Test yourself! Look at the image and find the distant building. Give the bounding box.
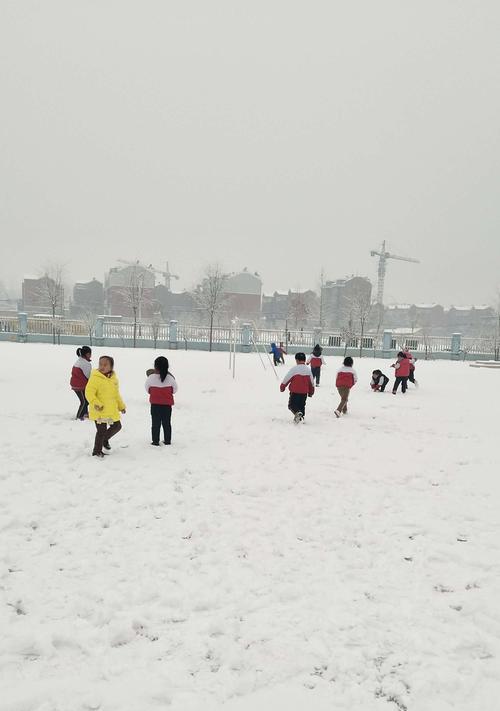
[222,269,262,322]
[71,278,104,317]
[321,276,372,330]
[105,264,156,318]
[262,292,290,327]
[154,285,199,323]
[22,276,64,315]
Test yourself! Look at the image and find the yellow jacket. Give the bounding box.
[85,370,126,422]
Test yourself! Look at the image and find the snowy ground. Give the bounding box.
[1,342,499,711]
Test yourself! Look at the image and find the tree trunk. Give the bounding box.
[209,313,214,352]
[52,305,56,345]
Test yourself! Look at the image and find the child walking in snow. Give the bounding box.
[307,344,325,386]
[270,342,282,366]
[70,346,92,420]
[145,356,178,446]
[370,369,390,392]
[278,341,287,364]
[280,352,315,423]
[334,356,358,417]
[403,347,418,386]
[85,355,126,457]
[391,352,411,394]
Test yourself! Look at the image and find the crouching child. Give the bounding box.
[371,369,389,392]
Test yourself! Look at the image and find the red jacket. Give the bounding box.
[280,364,315,396]
[336,366,358,388]
[145,372,178,406]
[307,355,324,368]
[394,357,411,377]
[70,357,92,390]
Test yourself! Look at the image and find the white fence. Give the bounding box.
[2,315,498,357]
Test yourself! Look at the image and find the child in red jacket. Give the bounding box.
[145,356,178,445]
[307,344,325,386]
[280,352,315,423]
[70,346,92,420]
[391,352,411,394]
[334,356,358,417]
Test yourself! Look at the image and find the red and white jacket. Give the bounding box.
[335,366,358,388]
[307,354,325,368]
[393,357,411,377]
[70,357,92,390]
[280,364,315,395]
[145,373,178,406]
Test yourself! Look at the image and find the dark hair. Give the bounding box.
[343,356,353,367]
[154,356,170,382]
[397,351,406,358]
[312,343,322,357]
[76,346,92,358]
[295,352,306,362]
[99,355,114,370]
[372,369,382,376]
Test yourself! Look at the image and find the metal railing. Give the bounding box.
[2,315,498,358]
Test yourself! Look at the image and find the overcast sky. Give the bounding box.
[1,1,499,305]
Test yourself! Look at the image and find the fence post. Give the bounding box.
[18,312,28,343]
[382,330,392,356]
[241,323,251,353]
[169,320,178,350]
[451,333,461,359]
[94,315,105,346]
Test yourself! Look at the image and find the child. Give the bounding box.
[85,355,126,457]
[270,342,282,366]
[334,356,358,417]
[280,352,315,423]
[307,344,325,386]
[145,356,178,446]
[278,341,287,364]
[391,352,411,394]
[370,369,389,392]
[70,346,92,420]
[403,347,418,386]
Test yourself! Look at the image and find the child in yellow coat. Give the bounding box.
[85,355,126,457]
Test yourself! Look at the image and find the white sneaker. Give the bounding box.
[334,410,341,418]
[294,412,303,424]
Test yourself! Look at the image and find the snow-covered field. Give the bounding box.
[1,342,499,711]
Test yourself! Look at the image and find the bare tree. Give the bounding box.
[151,310,162,349]
[288,291,310,329]
[118,265,152,348]
[81,309,99,346]
[36,264,66,344]
[193,264,228,352]
[345,286,373,357]
[340,319,357,357]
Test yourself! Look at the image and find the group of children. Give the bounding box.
[279,344,418,423]
[70,343,419,455]
[70,348,177,457]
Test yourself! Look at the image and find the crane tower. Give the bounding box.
[370,241,420,306]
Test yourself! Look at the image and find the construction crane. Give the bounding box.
[370,240,420,306]
[150,262,179,291]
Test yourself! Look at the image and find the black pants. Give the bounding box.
[93,421,122,454]
[273,355,280,366]
[74,390,88,419]
[151,404,172,444]
[311,366,321,385]
[408,368,416,384]
[288,393,307,416]
[393,376,409,393]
